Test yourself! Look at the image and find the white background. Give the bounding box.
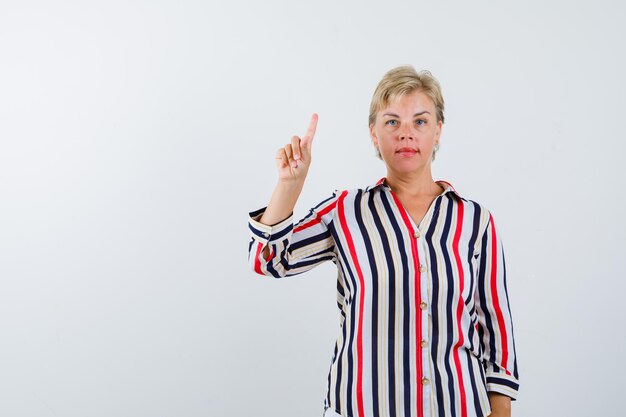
[1,1,625,416]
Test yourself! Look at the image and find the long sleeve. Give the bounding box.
[247,191,339,278]
[475,212,520,400]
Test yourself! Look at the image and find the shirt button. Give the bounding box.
[263,232,270,238]
[420,302,428,310]
[413,230,420,238]
[419,265,427,273]
[421,340,428,348]
[421,378,430,385]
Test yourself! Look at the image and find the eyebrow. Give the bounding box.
[382,111,431,117]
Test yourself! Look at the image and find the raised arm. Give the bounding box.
[247,113,338,278]
[258,113,318,260]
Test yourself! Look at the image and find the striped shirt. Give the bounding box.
[247,177,519,417]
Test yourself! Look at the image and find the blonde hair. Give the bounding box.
[368,66,445,160]
[369,66,445,127]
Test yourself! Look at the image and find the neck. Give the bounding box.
[385,167,440,197]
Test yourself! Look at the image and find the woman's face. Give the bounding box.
[370,90,442,175]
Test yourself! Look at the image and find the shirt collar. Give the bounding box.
[365,177,461,198]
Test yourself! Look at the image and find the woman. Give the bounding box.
[247,66,519,417]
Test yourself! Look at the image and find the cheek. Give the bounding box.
[378,137,393,151]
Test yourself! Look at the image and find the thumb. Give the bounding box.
[275,148,288,169]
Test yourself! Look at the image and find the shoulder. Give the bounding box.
[333,182,392,207]
[309,185,377,217]
[435,181,488,216]
[457,195,492,217]
[442,186,494,235]
[325,183,373,200]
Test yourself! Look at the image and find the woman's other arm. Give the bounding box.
[475,212,520,414]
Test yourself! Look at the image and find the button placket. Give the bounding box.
[418,250,432,417]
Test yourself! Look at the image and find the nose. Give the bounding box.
[398,124,415,141]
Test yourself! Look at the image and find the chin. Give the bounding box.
[385,162,421,173]
[383,157,428,172]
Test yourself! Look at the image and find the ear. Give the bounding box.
[370,125,378,147]
[435,120,443,143]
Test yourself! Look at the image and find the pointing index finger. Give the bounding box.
[302,113,318,149]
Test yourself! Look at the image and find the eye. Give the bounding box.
[416,119,426,126]
[385,119,398,126]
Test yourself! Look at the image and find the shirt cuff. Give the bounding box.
[486,371,519,400]
[248,207,294,245]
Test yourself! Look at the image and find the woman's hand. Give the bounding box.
[258,113,319,231]
[275,113,318,184]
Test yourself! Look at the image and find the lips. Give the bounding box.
[396,147,418,156]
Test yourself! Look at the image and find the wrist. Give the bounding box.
[276,178,306,192]
[489,392,511,413]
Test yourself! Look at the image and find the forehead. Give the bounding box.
[382,90,435,114]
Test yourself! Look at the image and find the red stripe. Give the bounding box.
[389,191,423,417]
[293,200,338,232]
[452,201,467,417]
[489,215,510,374]
[254,241,264,275]
[336,191,365,417]
[294,217,321,232]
